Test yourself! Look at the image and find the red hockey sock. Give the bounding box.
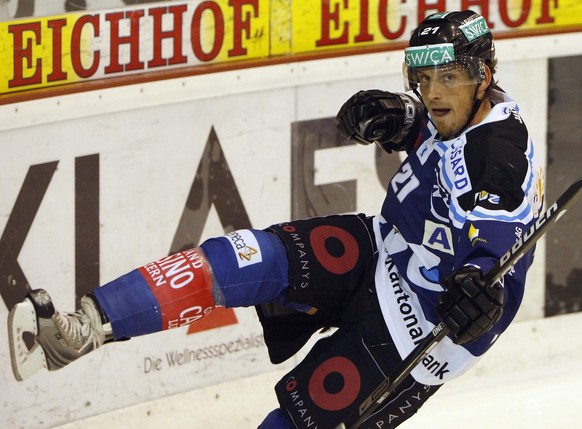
[138,248,217,330]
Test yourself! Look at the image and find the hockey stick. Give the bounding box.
[336,177,582,429]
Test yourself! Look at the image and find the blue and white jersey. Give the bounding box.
[374,89,544,385]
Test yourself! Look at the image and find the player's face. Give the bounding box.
[417,66,489,139]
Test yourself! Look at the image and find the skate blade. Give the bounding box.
[7,298,47,381]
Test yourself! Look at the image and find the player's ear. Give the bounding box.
[477,65,493,99]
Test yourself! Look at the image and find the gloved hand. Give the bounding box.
[336,90,418,152]
[437,266,504,345]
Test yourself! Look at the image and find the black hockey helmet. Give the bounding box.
[403,10,496,91]
[403,11,497,139]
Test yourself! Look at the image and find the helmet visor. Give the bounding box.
[403,43,485,91]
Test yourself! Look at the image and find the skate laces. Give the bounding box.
[54,310,100,350]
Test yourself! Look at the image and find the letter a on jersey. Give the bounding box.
[422,220,454,255]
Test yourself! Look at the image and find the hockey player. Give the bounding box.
[8,10,543,429]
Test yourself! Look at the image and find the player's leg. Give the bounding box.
[271,298,441,429]
[257,214,379,365]
[9,229,295,380]
[9,213,375,381]
[95,230,297,339]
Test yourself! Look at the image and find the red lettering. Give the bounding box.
[191,2,224,62]
[316,0,349,47]
[378,0,406,40]
[8,22,42,87]
[104,10,145,74]
[355,0,373,43]
[71,15,100,78]
[148,5,188,68]
[536,0,557,24]
[499,0,531,28]
[228,0,258,57]
[47,19,67,82]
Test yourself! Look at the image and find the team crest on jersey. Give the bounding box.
[422,219,454,255]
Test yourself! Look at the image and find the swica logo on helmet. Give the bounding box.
[459,16,491,42]
[405,43,455,68]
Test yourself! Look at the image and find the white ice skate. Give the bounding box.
[8,289,112,381]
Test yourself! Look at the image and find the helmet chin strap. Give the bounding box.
[454,83,487,138]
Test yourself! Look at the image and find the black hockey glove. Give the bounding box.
[437,266,504,345]
[336,89,421,153]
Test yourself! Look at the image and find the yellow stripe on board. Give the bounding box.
[0,0,580,97]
